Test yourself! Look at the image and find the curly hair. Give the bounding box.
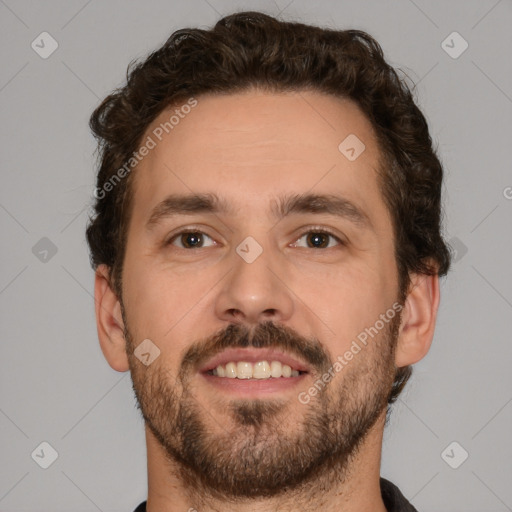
[86,11,451,404]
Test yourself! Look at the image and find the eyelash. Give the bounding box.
[165,226,345,250]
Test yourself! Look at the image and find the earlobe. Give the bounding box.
[395,272,440,368]
[94,265,130,372]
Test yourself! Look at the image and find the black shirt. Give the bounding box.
[132,477,418,511]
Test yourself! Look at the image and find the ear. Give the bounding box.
[395,272,440,367]
[94,264,130,372]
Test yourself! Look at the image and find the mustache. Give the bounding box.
[179,320,332,378]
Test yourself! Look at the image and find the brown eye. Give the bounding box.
[293,230,343,249]
[168,230,216,249]
[306,232,330,248]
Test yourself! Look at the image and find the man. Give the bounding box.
[87,10,451,512]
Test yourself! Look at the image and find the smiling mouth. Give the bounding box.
[206,360,307,380]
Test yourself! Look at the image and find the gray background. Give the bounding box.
[1,0,511,510]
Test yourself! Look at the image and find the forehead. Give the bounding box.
[130,90,388,226]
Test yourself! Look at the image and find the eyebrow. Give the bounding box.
[146,192,373,231]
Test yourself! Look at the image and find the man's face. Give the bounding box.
[119,90,402,496]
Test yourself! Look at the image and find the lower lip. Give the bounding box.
[200,372,308,396]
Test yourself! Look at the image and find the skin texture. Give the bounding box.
[94,90,440,512]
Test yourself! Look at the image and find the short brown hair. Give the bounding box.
[86,11,451,404]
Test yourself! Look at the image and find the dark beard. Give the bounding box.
[124,317,400,499]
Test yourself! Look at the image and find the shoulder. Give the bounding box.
[380,478,419,512]
[132,501,147,512]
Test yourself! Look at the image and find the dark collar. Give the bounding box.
[133,478,418,512]
[380,477,419,512]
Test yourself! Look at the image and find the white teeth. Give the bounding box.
[225,362,237,378]
[236,361,253,379]
[253,361,271,379]
[270,360,282,378]
[210,360,303,379]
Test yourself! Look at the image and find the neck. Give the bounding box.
[144,411,388,512]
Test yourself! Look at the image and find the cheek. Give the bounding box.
[292,262,395,352]
[122,254,214,350]
[122,256,171,336]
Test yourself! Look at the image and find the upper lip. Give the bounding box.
[200,348,311,373]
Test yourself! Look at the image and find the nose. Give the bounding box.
[214,242,294,326]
